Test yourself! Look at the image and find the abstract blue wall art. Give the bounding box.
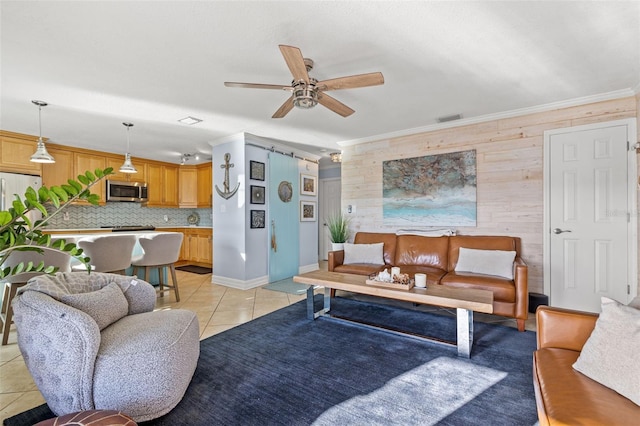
[383,150,477,226]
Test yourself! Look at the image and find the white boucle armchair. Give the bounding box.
[12,272,200,422]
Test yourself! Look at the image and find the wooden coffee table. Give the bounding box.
[293,270,493,358]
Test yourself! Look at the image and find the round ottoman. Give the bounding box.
[34,410,136,426]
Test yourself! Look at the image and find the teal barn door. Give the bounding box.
[268,153,299,282]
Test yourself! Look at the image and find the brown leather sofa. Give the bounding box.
[533,306,640,425]
[328,232,528,331]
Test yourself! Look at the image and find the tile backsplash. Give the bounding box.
[45,203,212,229]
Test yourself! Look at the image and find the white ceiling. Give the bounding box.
[1,1,639,167]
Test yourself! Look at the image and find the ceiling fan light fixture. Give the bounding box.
[292,79,318,109]
[119,122,137,174]
[30,100,55,164]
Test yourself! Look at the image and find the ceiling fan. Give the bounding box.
[224,45,384,118]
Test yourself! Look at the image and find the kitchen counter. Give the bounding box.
[45,226,212,233]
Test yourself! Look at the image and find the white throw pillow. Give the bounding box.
[343,243,384,265]
[572,297,640,406]
[455,247,516,280]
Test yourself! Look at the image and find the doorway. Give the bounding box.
[544,118,637,312]
[268,153,299,282]
[319,178,341,260]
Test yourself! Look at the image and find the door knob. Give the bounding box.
[553,228,572,234]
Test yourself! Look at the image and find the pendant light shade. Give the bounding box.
[30,100,55,164]
[120,122,137,174]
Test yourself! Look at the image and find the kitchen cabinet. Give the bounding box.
[178,167,198,208]
[0,131,43,175]
[147,163,179,207]
[105,156,147,183]
[196,163,212,208]
[163,227,212,266]
[42,147,74,188]
[74,152,107,204]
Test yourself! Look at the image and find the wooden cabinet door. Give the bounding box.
[179,167,198,208]
[146,163,163,206]
[163,165,179,207]
[196,163,212,208]
[42,148,73,188]
[196,232,212,264]
[74,153,107,203]
[0,133,43,174]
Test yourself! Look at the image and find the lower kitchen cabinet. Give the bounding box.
[164,228,212,267]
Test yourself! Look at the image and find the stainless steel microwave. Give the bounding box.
[106,180,148,202]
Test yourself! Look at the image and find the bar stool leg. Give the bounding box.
[169,264,180,302]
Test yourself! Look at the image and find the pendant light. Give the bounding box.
[119,122,137,174]
[30,100,55,163]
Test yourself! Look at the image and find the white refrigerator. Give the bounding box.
[0,172,43,224]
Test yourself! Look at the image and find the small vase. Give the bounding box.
[331,242,344,251]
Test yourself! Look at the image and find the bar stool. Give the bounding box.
[131,233,184,302]
[72,234,137,274]
[1,244,74,345]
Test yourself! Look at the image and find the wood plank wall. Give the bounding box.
[341,96,639,294]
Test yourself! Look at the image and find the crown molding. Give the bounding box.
[338,89,637,147]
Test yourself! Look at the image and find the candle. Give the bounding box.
[415,273,427,288]
[391,267,401,278]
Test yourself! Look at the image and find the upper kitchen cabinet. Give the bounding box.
[196,163,212,208]
[41,146,73,188]
[179,167,198,208]
[0,131,43,175]
[178,163,212,208]
[74,152,107,204]
[147,163,178,207]
[105,156,148,183]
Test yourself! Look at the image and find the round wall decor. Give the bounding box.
[278,181,293,202]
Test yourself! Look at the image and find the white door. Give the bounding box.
[546,119,637,312]
[319,178,341,260]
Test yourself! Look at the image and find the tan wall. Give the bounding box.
[342,96,638,294]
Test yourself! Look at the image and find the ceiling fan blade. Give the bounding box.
[279,45,309,84]
[317,72,384,91]
[272,96,295,118]
[224,82,292,91]
[317,93,355,117]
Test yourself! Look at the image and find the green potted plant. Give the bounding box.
[326,211,350,251]
[0,168,114,279]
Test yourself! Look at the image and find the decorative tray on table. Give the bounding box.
[366,271,414,291]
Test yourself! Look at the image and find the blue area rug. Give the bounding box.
[3,296,538,426]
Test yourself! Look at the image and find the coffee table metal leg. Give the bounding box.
[306,286,331,320]
[456,308,474,358]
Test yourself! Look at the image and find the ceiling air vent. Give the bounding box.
[437,114,462,123]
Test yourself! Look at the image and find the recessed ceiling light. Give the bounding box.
[178,116,202,125]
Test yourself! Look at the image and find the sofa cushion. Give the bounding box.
[392,265,447,287]
[333,263,386,276]
[354,232,397,265]
[440,272,515,302]
[534,347,640,425]
[61,282,129,330]
[343,243,384,265]
[455,248,516,279]
[394,235,449,270]
[572,297,640,406]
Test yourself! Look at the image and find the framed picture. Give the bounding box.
[250,185,265,204]
[300,201,316,222]
[250,210,265,229]
[250,161,265,181]
[300,174,317,196]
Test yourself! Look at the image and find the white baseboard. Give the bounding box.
[299,263,319,274]
[211,275,268,290]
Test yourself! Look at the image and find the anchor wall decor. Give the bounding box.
[215,152,240,200]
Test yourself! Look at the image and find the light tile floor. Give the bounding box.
[0,265,536,422]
